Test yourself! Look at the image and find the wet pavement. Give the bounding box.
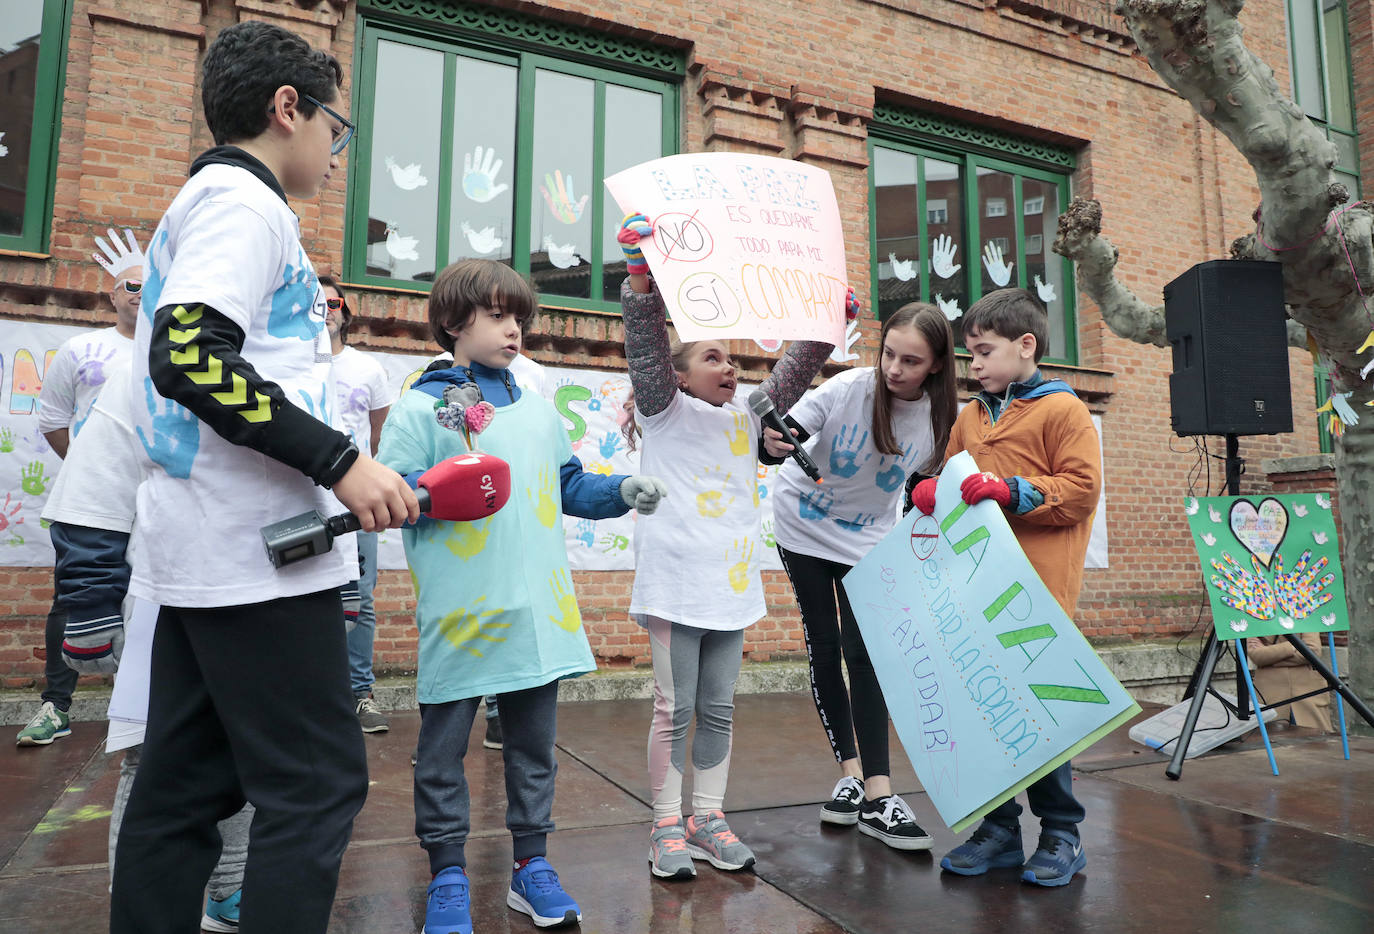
[1,692,1370,933]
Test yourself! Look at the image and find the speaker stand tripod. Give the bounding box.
[1165,434,1374,779]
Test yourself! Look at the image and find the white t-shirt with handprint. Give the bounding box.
[772,366,934,567]
[630,390,765,631]
[332,346,395,454]
[128,162,349,608]
[37,326,133,436]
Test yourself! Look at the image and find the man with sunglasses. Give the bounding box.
[16,234,143,749]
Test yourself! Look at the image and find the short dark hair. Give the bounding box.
[961,288,1049,362]
[428,259,536,355]
[317,274,351,342]
[201,21,343,146]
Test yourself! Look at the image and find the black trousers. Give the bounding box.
[110,589,367,934]
[777,546,890,778]
[41,597,78,710]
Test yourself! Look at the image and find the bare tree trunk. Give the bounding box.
[1050,0,1374,725]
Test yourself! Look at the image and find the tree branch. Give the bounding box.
[1052,198,1167,347]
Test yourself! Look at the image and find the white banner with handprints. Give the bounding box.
[0,322,1106,575]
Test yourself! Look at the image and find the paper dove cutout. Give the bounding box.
[1184,497,1199,516]
[1202,533,1216,546]
[93,228,146,280]
[1229,620,1248,634]
[888,253,916,282]
[542,236,582,269]
[0,131,7,158]
[1294,504,1308,517]
[934,293,962,321]
[384,226,420,263]
[1278,616,1296,630]
[384,156,428,190]
[1208,505,1222,522]
[1313,531,1329,544]
[1033,274,1057,304]
[461,222,503,256]
[1321,613,1337,627]
[1315,493,1331,509]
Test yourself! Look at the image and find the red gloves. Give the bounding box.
[960,472,1012,508]
[910,477,938,515]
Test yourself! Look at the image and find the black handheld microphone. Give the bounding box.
[747,389,823,484]
[262,488,432,569]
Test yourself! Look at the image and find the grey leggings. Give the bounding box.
[643,616,745,821]
[109,745,253,899]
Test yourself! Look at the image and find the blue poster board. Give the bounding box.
[845,452,1139,831]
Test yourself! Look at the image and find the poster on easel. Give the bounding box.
[845,451,1139,832]
[1183,494,1350,639]
[604,152,848,348]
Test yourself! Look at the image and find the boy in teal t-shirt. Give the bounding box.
[377,258,665,933]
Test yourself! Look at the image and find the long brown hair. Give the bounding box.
[871,303,957,473]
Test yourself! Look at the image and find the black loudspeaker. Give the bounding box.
[1165,259,1293,436]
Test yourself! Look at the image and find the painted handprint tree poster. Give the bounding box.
[604,153,848,347]
[1184,494,1349,639]
[846,452,1139,832]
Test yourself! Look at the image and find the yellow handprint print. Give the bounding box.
[694,466,735,518]
[726,412,752,457]
[526,465,558,529]
[727,538,756,593]
[548,568,582,632]
[437,596,510,657]
[444,516,495,560]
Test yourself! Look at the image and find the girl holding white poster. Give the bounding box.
[764,303,957,850]
[617,213,833,880]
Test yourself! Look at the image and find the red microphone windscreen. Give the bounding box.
[418,453,512,522]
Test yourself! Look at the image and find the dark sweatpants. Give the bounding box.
[41,598,78,711]
[109,589,367,934]
[414,679,560,874]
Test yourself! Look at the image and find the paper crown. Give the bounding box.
[92,228,146,280]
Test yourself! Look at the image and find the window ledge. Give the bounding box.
[953,353,1114,404]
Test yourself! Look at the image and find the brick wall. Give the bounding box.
[0,0,1329,687]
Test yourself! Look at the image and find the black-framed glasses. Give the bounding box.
[303,94,355,155]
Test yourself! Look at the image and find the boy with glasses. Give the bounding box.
[16,230,144,748]
[109,21,417,933]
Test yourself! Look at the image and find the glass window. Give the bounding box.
[349,24,677,313]
[870,138,1075,362]
[0,0,66,251]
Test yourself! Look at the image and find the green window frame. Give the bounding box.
[347,5,680,313]
[868,109,1078,365]
[0,0,70,253]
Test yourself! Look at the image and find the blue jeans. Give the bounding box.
[346,532,379,697]
[986,761,1084,835]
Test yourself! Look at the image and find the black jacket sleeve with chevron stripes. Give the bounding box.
[148,303,356,487]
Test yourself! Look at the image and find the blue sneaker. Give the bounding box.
[1022,829,1086,887]
[201,889,240,932]
[940,820,1024,876]
[507,856,581,928]
[423,866,473,934]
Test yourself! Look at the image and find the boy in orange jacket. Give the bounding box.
[911,287,1101,887]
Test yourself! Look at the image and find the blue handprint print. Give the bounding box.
[799,487,834,520]
[575,518,595,548]
[267,255,324,341]
[828,424,873,479]
[836,513,878,532]
[874,458,906,493]
[136,377,200,478]
[140,229,169,324]
[599,431,622,459]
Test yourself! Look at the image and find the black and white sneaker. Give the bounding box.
[858,794,934,850]
[820,776,865,826]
